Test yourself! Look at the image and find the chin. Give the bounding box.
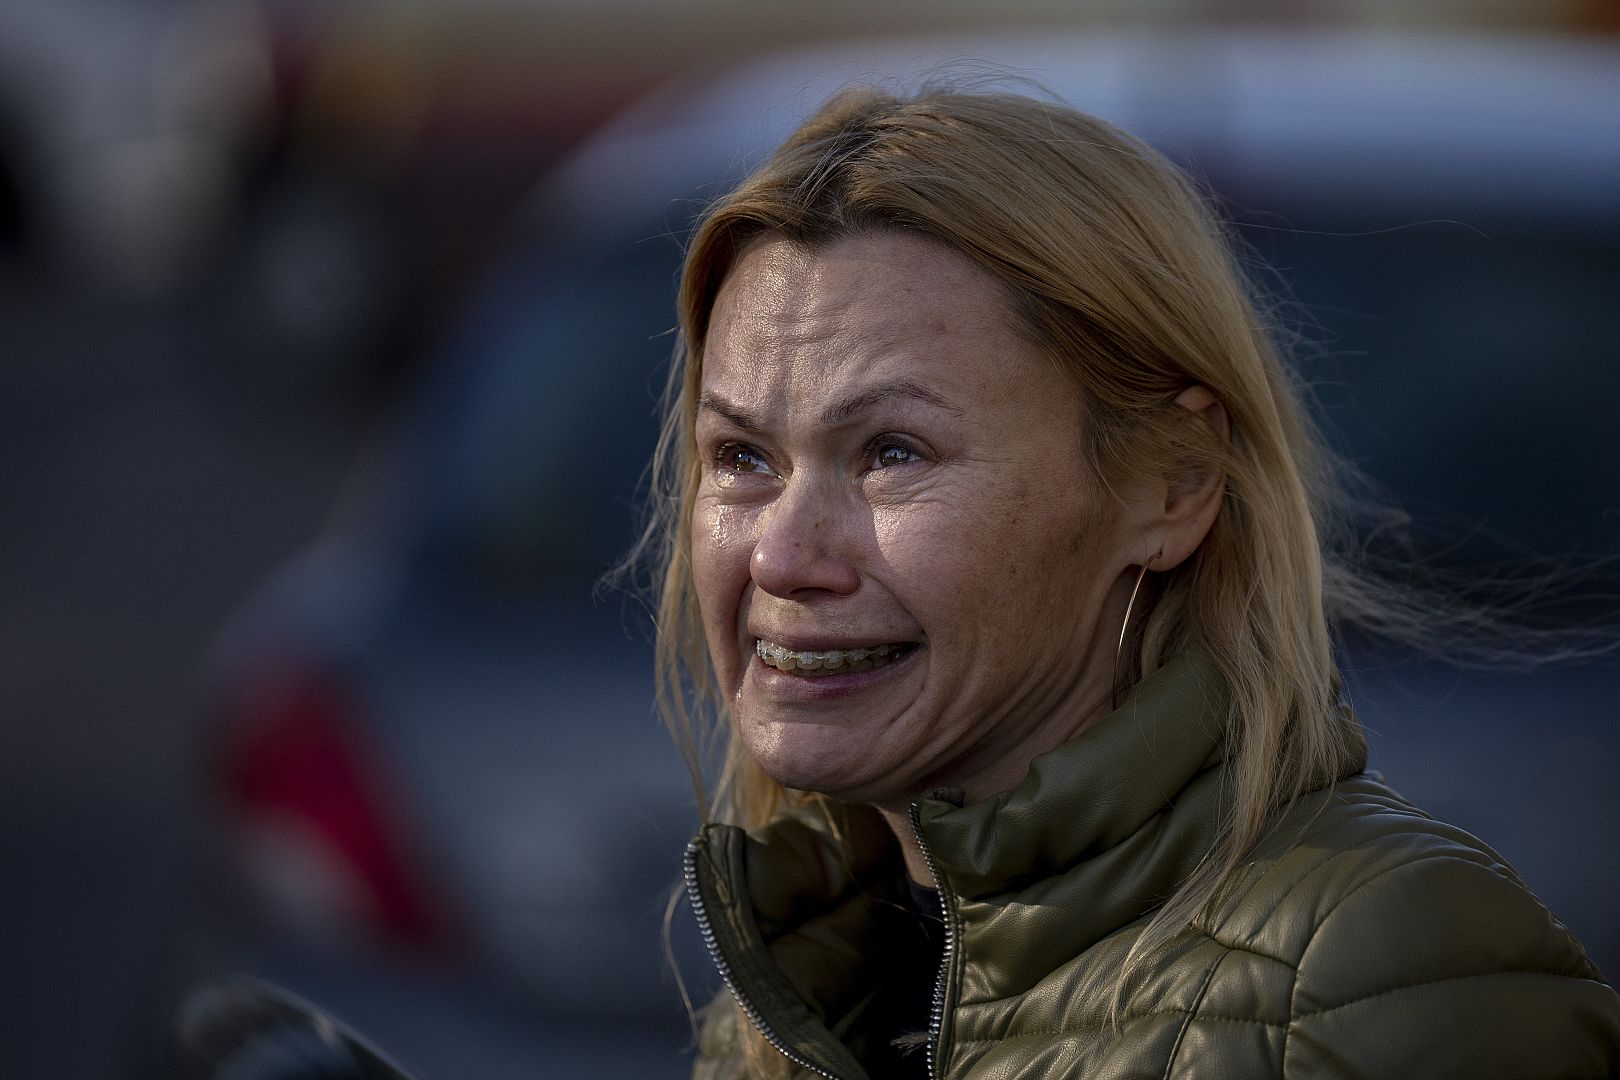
[741,734,842,795]
[738,723,896,805]
[756,756,920,811]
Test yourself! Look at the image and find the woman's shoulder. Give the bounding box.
[1212,772,1544,935]
[1193,772,1620,1076]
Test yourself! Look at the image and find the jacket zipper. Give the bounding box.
[683,838,843,1080]
[909,802,954,1080]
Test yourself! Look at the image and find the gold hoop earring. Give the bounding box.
[1116,553,1159,665]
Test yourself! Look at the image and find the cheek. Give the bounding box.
[690,502,758,658]
[692,501,759,581]
[872,483,1109,629]
[871,502,1008,630]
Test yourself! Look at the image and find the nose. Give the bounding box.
[750,480,860,599]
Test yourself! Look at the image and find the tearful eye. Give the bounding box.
[873,443,917,469]
[718,443,772,475]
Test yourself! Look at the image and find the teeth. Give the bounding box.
[754,639,909,676]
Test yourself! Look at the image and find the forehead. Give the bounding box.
[699,232,1041,407]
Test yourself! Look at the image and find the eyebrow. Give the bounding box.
[698,379,964,430]
[697,391,761,430]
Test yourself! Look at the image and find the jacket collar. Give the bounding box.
[687,652,1252,1075]
[916,651,1230,923]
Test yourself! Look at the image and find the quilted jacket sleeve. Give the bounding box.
[1284,849,1620,1078]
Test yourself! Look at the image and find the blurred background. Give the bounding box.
[2,0,1617,1077]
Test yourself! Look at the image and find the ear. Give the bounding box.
[1143,384,1228,571]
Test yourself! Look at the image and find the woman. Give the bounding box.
[640,87,1620,1078]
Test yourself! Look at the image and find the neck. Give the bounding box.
[869,567,1143,887]
[876,675,1119,887]
[877,805,937,886]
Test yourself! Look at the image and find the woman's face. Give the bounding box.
[691,232,1149,810]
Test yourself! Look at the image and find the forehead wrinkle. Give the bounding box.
[701,232,1022,432]
[819,379,966,426]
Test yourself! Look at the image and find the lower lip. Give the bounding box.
[749,646,921,701]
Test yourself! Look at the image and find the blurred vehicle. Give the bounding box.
[175,26,1620,1078]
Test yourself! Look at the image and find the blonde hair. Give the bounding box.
[642,85,1374,1072]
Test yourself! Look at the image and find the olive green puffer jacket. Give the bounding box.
[684,653,1620,1079]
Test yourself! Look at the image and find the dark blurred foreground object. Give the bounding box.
[176,977,421,1080]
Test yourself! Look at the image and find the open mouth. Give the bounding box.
[755,639,916,677]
